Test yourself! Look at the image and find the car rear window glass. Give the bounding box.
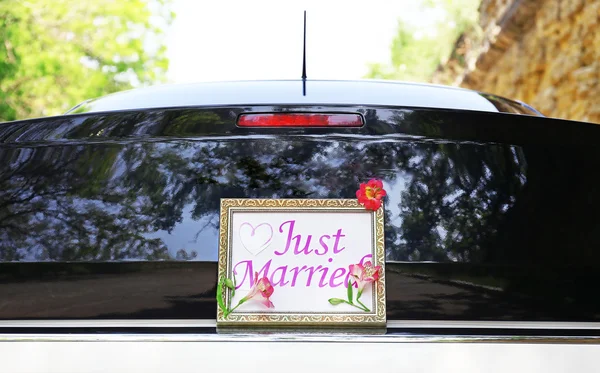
[0,108,599,322]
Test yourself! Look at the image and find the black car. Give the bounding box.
[0,79,598,371]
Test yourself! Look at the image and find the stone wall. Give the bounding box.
[434,0,600,124]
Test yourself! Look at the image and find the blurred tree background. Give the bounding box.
[366,0,481,82]
[371,0,600,124]
[0,0,173,122]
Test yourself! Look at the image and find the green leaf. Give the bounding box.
[365,0,480,84]
[232,274,237,298]
[0,0,174,122]
[347,278,354,303]
[216,277,227,314]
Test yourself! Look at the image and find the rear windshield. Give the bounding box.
[0,107,599,322]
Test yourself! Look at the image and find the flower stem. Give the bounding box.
[355,290,371,312]
[224,297,247,317]
[342,300,369,312]
[356,298,371,313]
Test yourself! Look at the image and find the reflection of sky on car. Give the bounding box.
[144,205,218,261]
[142,139,417,262]
[0,125,529,264]
[140,137,523,263]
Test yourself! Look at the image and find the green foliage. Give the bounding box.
[347,277,353,302]
[366,0,480,82]
[0,0,173,121]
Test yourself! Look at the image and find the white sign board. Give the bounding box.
[216,199,386,328]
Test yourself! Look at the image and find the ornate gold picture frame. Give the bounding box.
[217,198,386,328]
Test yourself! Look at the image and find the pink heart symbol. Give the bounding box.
[239,222,273,256]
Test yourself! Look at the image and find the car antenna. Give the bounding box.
[302,10,307,96]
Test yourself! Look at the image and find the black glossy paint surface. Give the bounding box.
[1,106,600,321]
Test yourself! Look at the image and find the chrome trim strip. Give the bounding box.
[1,319,600,330]
[387,320,600,330]
[0,320,217,328]
[0,333,599,344]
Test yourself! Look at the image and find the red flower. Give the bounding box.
[356,179,387,210]
[240,272,275,308]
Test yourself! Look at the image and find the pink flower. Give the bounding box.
[348,261,382,295]
[349,263,363,281]
[241,272,275,308]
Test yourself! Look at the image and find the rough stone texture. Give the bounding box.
[434,0,600,124]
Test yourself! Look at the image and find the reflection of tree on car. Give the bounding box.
[0,107,547,266]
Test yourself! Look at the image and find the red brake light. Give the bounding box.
[237,113,363,127]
